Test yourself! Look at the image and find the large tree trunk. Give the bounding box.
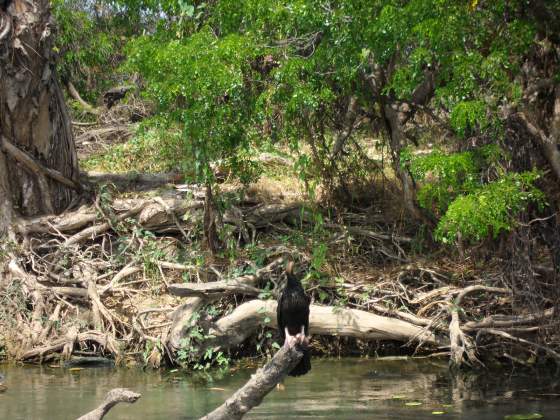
[0,0,79,234]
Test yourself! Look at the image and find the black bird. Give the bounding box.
[277,261,311,376]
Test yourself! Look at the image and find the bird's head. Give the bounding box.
[286,260,295,276]
[285,260,302,288]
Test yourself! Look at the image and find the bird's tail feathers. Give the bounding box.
[289,348,311,377]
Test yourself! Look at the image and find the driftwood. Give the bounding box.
[76,388,141,420]
[200,344,304,420]
[168,258,284,298]
[169,299,440,352]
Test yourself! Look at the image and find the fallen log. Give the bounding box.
[20,197,309,243]
[20,196,202,235]
[169,299,440,352]
[76,388,141,420]
[82,171,183,191]
[168,281,261,298]
[200,344,304,420]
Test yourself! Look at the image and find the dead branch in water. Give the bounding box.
[200,344,304,420]
[76,388,141,420]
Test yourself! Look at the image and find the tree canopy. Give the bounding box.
[54,0,560,246]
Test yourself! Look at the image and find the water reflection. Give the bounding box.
[1,359,559,419]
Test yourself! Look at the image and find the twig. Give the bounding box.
[478,328,560,363]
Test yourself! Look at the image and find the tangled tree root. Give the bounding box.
[1,188,558,369]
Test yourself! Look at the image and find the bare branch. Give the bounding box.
[76,388,141,420]
[168,258,284,298]
[1,135,82,191]
[200,345,304,420]
[67,82,101,115]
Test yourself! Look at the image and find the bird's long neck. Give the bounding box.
[286,272,302,289]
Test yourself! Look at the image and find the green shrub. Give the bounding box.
[409,148,482,216]
[450,100,488,137]
[435,171,545,244]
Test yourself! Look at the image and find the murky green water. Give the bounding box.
[1,358,560,419]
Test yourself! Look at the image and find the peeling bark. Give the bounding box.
[0,0,79,231]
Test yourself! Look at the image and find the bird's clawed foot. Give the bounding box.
[296,333,310,347]
[296,325,310,347]
[283,327,298,348]
[283,327,310,349]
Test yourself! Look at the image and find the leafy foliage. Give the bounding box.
[56,0,557,249]
[52,0,124,99]
[176,311,230,370]
[408,146,501,217]
[450,101,489,138]
[435,171,545,244]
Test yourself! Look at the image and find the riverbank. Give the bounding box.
[1,167,558,371]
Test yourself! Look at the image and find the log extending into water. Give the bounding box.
[200,344,304,420]
[76,388,141,420]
